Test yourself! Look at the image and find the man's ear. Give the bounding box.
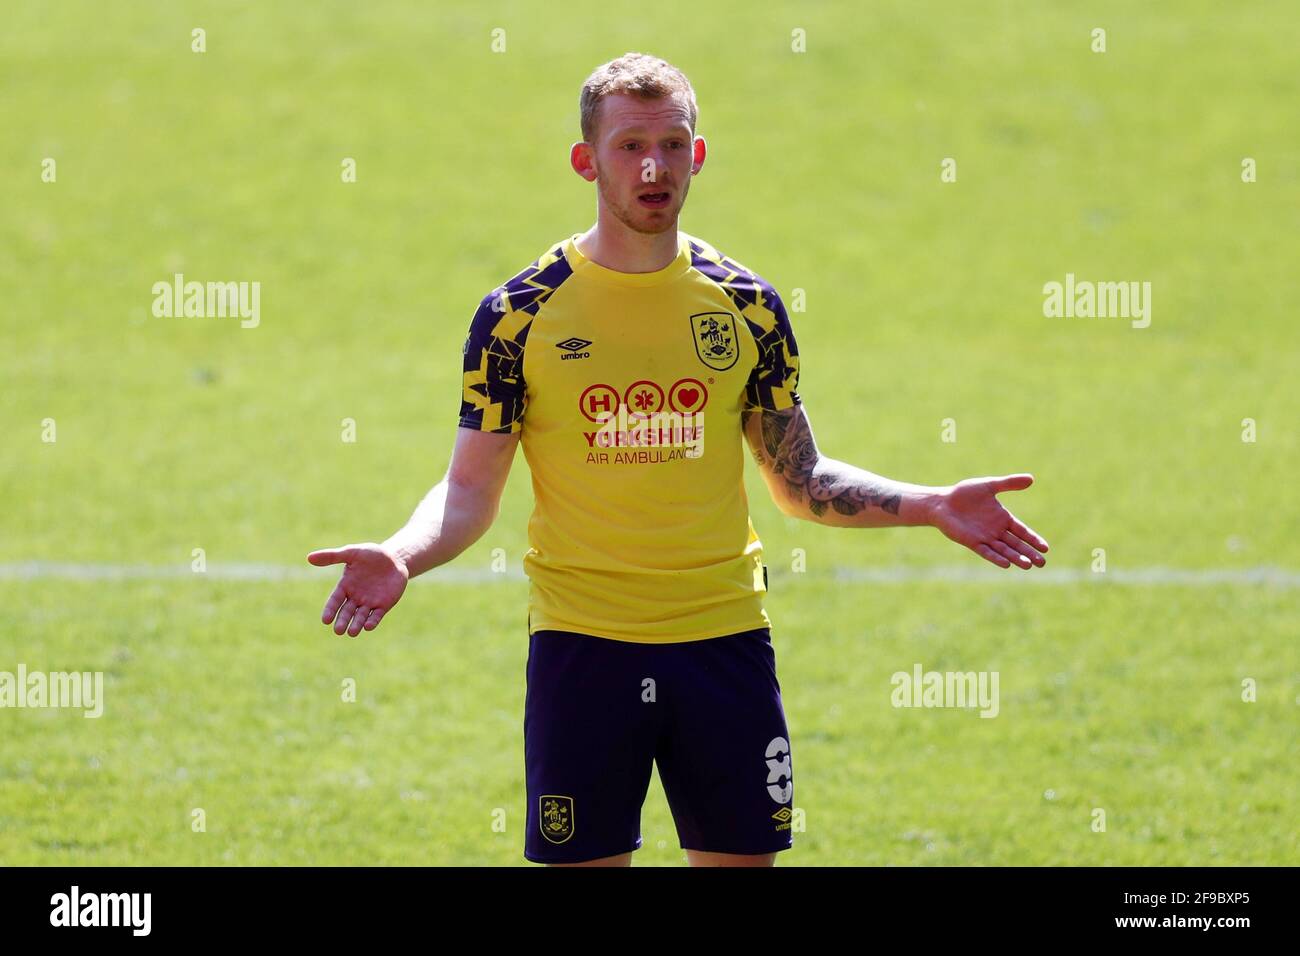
[691,135,707,175]
[570,142,598,182]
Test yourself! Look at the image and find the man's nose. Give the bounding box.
[644,152,670,181]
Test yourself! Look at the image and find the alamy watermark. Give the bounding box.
[1043,273,1151,328]
[151,273,260,328]
[891,663,999,718]
[589,408,704,460]
[50,886,150,935]
[1,665,104,718]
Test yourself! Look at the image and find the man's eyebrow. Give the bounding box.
[611,126,691,139]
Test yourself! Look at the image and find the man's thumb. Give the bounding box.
[307,547,356,567]
[989,474,1034,493]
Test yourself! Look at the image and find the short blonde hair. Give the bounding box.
[579,52,698,142]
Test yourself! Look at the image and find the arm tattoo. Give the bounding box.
[749,407,901,518]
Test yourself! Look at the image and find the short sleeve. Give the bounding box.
[458,290,533,434]
[743,285,801,412]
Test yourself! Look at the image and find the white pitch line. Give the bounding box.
[0,562,525,583]
[831,565,1300,587]
[1,562,1298,588]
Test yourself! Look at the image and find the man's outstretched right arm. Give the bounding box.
[307,427,520,636]
[383,427,520,576]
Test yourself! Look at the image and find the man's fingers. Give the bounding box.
[334,598,358,635]
[364,608,386,631]
[321,582,348,625]
[1009,516,1049,552]
[974,543,1011,568]
[308,547,358,567]
[347,606,370,638]
[1001,530,1045,567]
[987,473,1033,494]
[990,540,1032,569]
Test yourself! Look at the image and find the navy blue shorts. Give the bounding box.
[523,626,794,864]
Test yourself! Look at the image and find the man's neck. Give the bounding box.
[575,220,680,274]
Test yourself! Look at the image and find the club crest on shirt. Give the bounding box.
[689,312,739,371]
[539,795,574,844]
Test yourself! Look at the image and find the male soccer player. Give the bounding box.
[308,53,1050,867]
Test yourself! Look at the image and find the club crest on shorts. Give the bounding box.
[690,312,738,371]
[539,795,575,844]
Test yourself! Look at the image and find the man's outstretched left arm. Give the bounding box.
[741,404,1050,570]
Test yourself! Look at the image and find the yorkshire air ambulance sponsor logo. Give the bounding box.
[577,379,709,422]
[578,383,620,422]
[624,380,665,418]
[668,378,707,414]
[556,336,592,360]
[577,378,707,463]
[690,311,738,371]
[539,795,574,844]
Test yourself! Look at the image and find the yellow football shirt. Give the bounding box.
[458,231,801,643]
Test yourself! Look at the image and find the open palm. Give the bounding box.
[931,474,1050,569]
[307,543,409,636]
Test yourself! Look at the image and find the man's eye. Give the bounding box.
[621,143,639,150]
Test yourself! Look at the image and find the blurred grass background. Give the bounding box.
[1,0,1296,864]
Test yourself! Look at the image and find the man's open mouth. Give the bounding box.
[638,191,671,208]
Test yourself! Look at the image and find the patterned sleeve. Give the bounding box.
[458,289,533,434]
[744,284,801,412]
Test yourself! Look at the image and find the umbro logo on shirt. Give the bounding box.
[556,337,592,360]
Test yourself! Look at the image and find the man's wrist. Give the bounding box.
[380,539,415,578]
[906,486,949,528]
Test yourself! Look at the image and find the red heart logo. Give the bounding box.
[678,387,699,408]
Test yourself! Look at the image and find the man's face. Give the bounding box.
[576,92,705,235]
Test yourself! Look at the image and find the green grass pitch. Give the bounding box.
[2,0,1296,864]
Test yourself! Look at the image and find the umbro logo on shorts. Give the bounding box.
[556,337,592,360]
